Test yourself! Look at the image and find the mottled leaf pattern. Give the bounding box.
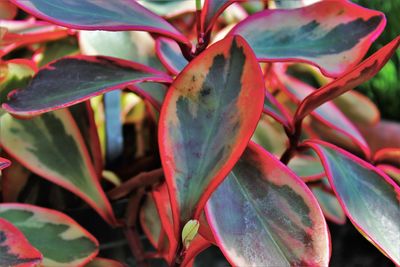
[206,142,330,266]
[231,1,386,77]
[159,36,265,229]
[0,110,117,225]
[0,204,99,267]
[0,218,42,267]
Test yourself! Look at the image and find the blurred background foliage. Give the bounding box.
[353,0,400,121]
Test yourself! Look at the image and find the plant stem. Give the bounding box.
[280,119,303,164]
[171,240,187,267]
[108,168,164,199]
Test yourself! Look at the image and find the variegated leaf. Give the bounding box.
[230,1,386,77]
[0,217,42,267]
[159,35,265,230]
[0,204,99,267]
[206,142,330,266]
[3,56,172,117]
[0,110,117,225]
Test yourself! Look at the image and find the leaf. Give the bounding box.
[3,56,172,117]
[310,184,346,225]
[11,0,189,44]
[230,1,386,77]
[0,59,36,105]
[333,91,380,126]
[85,257,125,267]
[294,36,400,123]
[377,165,400,185]
[1,156,30,202]
[279,71,370,157]
[0,110,117,225]
[374,148,400,168]
[288,155,324,182]
[206,142,330,266]
[140,193,166,251]
[0,157,11,170]
[0,218,42,267]
[79,30,164,71]
[128,83,167,110]
[156,38,188,75]
[251,114,288,156]
[0,21,69,57]
[0,204,99,267]
[0,2,18,19]
[69,102,103,177]
[159,35,265,230]
[305,140,400,264]
[201,0,235,33]
[271,0,320,9]
[139,0,195,18]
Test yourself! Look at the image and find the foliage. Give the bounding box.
[0,0,399,266]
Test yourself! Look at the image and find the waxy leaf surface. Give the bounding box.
[230,1,386,77]
[11,0,188,44]
[156,38,188,75]
[206,143,330,266]
[295,36,400,123]
[159,36,264,228]
[3,56,172,117]
[306,140,400,264]
[0,218,42,267]
[0,204,99,267]
[0,110,117,225]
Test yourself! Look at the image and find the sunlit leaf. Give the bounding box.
[206,142,330,266]
[305,140,400,264]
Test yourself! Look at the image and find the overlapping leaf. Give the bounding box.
[310,184,346,225]
[279,72,370,156]
[0,59,36,105]
[294,36,400,123]
[11,0,188,44]
[0,110,117,225]
[305,140,400,264]
[0,204,99,267]
[156,38,188,75]
[201,0,234,33]
[159,36,265,229]
[3,56,172,117]
[206,142,330,266]
[230,1,386,77]
[0,218,42,267]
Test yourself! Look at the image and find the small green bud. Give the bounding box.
[182,219,200,249]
